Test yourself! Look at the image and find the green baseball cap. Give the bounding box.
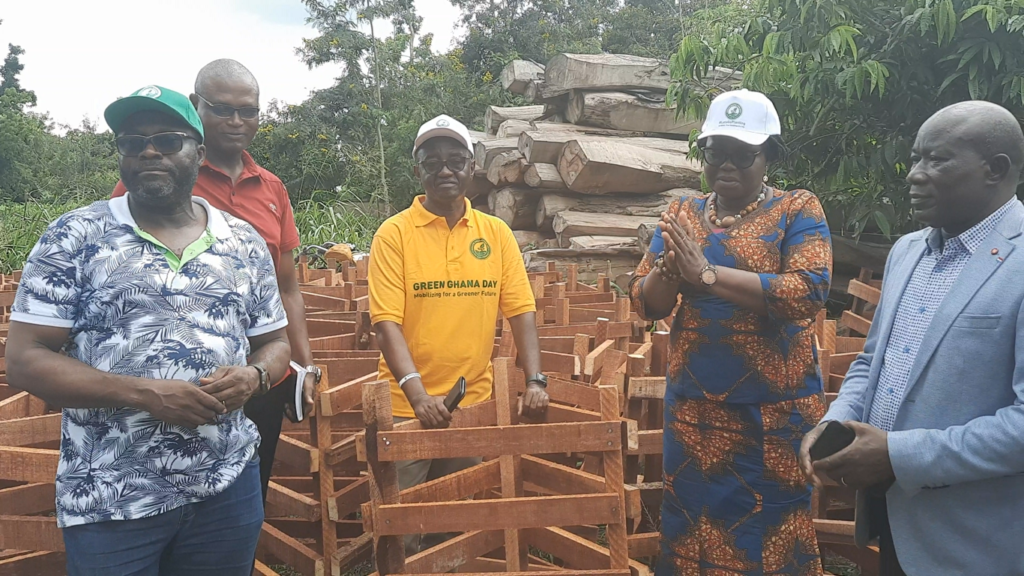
[104,85,204,143]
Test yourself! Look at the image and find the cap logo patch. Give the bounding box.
[725,103,743,120]
[437,119,450,127]
[137,86,162,99]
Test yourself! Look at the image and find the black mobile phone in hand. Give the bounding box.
[809,421,857,461]
[444,377,467,413]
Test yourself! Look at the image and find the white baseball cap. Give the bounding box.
[413,114,474,158]
[697,89,781,146]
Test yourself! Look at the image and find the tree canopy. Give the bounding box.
[669,0,1024,237]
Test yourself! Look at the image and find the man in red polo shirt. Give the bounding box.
[113,60,317,501]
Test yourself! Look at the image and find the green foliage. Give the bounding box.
[669,0,1024,238]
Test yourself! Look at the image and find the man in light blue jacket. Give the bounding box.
[799,101,1024,576]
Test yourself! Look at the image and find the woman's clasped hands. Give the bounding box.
[659,207,708,286]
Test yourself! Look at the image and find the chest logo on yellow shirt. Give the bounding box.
[470,238,491,259]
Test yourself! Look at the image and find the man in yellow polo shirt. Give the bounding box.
[369,115,549,554]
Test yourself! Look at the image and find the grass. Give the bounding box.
[0,198,384,274]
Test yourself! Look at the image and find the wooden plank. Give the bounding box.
[0,516,63,551]
[400,459,500,505]
[627,532,660,558]
[523,526,609,570]
[584,340,614,381]
[600,385,629,570]
[0,413,61,447]
[0,447,57,482]
[493,357,528,571]
[535,322,631,339]
[320,372,377,417]
[840,310,872,336]
[847,279,881,306]
[0,392,47,421]
[813,519,856,544]
[627,430,662,456]
[320,358,379,382]
[0,550,66,574]
[362,379,404,573]
[275,434,319,474]
[372,494,620,536]
[266,481,320,521]
[0,483,54,516]
[521,455,604,495]
[328,476,370,521]
[376,421,620,461]
[253,559,279,576]
[829,352,861,378]
[257,521,323,576]
[404,530,504,574]
[627,377,665,400]
[312,367,338,567]
[540,350,581,376]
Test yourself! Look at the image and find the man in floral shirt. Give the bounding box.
[5,85,291,575]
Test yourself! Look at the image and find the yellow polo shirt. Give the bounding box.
[369,195,536,417]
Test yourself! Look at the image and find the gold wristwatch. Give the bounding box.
[698,261,718,287]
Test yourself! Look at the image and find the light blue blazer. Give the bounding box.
[824,199,1024,576]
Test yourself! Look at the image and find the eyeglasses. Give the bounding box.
[115,132,197,156]
[419,156,471,175]
[702,148,762,170]
[196,94,259,120]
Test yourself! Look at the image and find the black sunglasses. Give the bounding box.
[196,94,260,120]
[419,156,471,175]
[702,148,762,170]
[115,132,197,156]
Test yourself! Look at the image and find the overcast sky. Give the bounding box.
[0,0,462,129]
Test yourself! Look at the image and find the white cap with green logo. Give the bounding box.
[413,114,474,158]
[697,89,781,146]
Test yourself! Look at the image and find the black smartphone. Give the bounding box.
[809,421,856,461]
[444,377,467,413]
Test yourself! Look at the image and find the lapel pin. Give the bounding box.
[991,248,999,255]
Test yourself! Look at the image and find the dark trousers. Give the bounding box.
[244,374,296,502]
[868,496,907,576]
[63,458,263,576]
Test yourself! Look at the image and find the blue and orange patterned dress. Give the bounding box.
[629,188,831,575]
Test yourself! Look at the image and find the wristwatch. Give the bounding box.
[304,364,323,385]
[698,261,718,287]
[248,363,270,396]
[526,373,548,388]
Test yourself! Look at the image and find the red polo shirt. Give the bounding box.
[113,151,300,271]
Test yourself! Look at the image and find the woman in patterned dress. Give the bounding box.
[629,89,832,575]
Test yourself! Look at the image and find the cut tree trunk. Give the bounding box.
[518,131,691,164]
[474,138,519,169]
[567,90,701,134]
[530,122,646,136]
[557,140,701,194]
[638,222,658,251]
[486,150,527,186]
[500,60,545,94]
[544,54,671,96]
[496,119,534,138]
[488,187,543,230]
[484,105,545,135]
[523,248,643,285]
[512,230,557,250]
[524,163,566,190]
[466,170,493,201]
[534,189,684,232]
[553,211,658,247]
[568,235,640,251]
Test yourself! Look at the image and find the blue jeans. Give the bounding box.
[62,457,264,576]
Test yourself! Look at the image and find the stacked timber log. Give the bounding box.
[469,52,742,288]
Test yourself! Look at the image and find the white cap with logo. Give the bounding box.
[413,114,474,158]
[697,89,781,146]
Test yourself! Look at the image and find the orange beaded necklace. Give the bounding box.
[707,186,768,228]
